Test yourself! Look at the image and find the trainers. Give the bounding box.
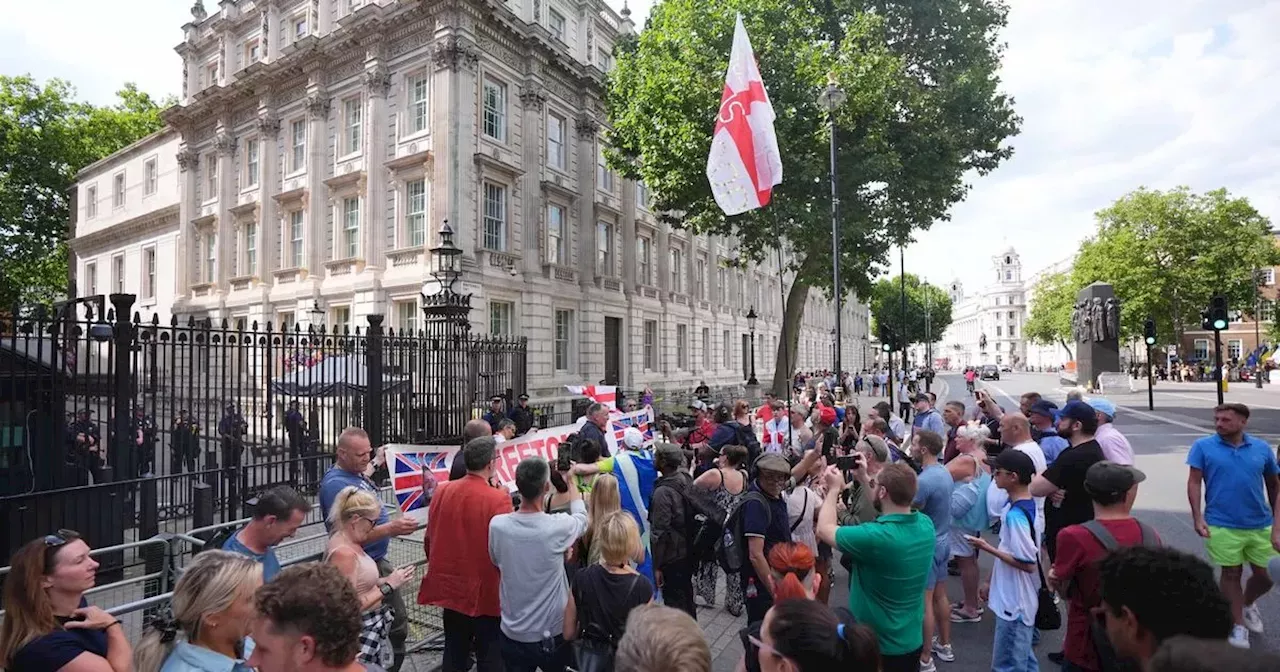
[932,637,955,662]
[951,602,985,616]
[1229,624,1251,649]
[1243,603,1265,634]
[918,658,937,672]
[950,609,982,623]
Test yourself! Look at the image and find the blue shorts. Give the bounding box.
[925,541,950,589]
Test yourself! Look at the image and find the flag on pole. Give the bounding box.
[565,385,618,411]
[706,13,783,216]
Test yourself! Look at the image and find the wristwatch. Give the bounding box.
[379,582,393,596]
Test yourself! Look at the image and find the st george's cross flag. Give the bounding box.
[705,13,783,216]
[565,384,618,411]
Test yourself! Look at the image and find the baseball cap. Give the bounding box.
[985,449,1035,482]
[1027,400,1058,418]
[858,435,890,463]
[818,405,837,426]
[1084,461,1146,497]
[912,393,931,403]
[754,452,792,475]
[1088,397,1117,420]
[622,427,645,449]
[687,399,708,412]
[1059,399,1096,424]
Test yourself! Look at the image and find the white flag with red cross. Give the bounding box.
[705,13,783,216]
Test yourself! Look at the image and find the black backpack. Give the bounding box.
[653,481,726,565]
[717,491,771,573]
[198,526,239,555]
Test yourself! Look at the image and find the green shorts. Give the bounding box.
[1205,526,1277,568]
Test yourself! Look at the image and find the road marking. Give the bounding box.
[1160,391,1280,411]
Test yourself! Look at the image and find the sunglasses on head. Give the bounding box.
[44,529,79,547]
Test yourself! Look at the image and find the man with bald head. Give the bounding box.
[991,413,1047,542]
[451,419,495,481]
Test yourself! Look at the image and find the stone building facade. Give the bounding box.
[938,247,1028,370]
[68,0,870,401]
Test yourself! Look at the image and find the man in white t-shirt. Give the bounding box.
[762,401,792,456]
[988,414,1046,541]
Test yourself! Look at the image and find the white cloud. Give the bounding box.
[5,0,1277,298]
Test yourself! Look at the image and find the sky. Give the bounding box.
[4,0,1279,297]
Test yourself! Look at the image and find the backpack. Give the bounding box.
[716,491,771,574]
[1071,519,1161,672]
[198,526,238,555]
[653,480,726,565]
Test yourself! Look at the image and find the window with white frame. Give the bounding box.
[717,266,726,303]
[597,47,613,71]
[637,237,651,285]
[341,197,360,258]
[396,300,419,333]
[677,324,688,370]
[290,119,306,172]
[243,222,257,275]
[482,77,507,142]
[554,309,572,371]
[596,145,613,192]
[144,158,157,196]
[670,247,684,293]
[1261,298,1276,321]
[597,221,614,276]
[482,181,506,251]
[737,271,745,308]
[547,204,566,265]
[636,181,650,209]
[696,258,706,300]
[204,154,217,200]
[86,185,97,218]
[203,233,216,283]
[343,97,362,155]
[643,320,658,370]
[489,301,513,336]
[1265,268,1276,286]
[142,247,156,299]
[278,311,295,331]
[405,179,427,247]
[110,254,124,293]
[244,38,261,67]
[331,305,352,333]
[205,61,218,88]
[548,9,566,41]
[722,329,731,369]
[1193,339,1210,361]
[288,211,305,268]
[112,172,125,208]
[1228,339,1243,362]
[85,261,98,295]
[290,14,307,41]
[702,328,711,368]
[407,72,429,135]
[546,112,565,170]
[245,138,259,187]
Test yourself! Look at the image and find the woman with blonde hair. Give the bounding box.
[564,511,654,661]
[134,550,262,672]
[580,473,622,566]
[326,486,416,668]
[0,530,131,672]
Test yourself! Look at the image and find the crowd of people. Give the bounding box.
[8,376,1280,672]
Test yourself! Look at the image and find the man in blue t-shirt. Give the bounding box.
[740,452,794,623]
[1186,402,1280,648]
[221,485,310,581]
[319,428,419,671]
[911,429,953,671]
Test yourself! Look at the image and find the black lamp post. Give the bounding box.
[818,72,846,378]
[309,299,324,330]
[421,219,472,331]
[747,306,759,386]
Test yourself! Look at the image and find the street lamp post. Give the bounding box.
[1255,268,1265,388]
[899,244,908,379]
[309,300,324,329]
[747,307,759,386]
[818,73,846,379]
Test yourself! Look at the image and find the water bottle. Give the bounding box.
[745,577,758,599]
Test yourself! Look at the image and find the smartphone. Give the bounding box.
[556,448,572,472]
[836,454,862,471]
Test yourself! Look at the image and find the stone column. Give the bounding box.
[176,147,198,297]
[574,114,599,288]
[256,110,281,280]
[620,178,636,295]
[363,63,390,269]
[213,124,236,291]
[304,91,330,280]
[430,33,479,252]
[518,85,545,274]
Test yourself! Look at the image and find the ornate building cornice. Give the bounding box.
[176,149,198,172]
[213,132,237,155]
[432,36,479,71]
[519,86,546,111]
[575,115,600,137]
[306,94,331,120]
[365,66,392,97]
[257,115,282,136]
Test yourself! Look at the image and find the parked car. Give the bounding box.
[980,364,1000,381]
[1000,365,1013,373]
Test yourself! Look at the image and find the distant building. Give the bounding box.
[1023,256,1075,371]
[1178,232,1280,367]
[938,247,1027,369]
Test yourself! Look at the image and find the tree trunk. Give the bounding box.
[1058,338,1074,361]
[770,277,811,396]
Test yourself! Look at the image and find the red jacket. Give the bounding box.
[417,474,511,617]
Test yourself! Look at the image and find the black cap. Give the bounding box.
[490,395,503,403]
[985,449,1035,483]
[1027,400,1058,418]
[518,393,529,401]
[1084,461,1146,497]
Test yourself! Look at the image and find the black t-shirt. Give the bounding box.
[12,605,109,672]
[571,564,654,643]
[1043,439,1105,532]
[739,484,792,586]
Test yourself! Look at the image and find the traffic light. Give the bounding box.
[878,324,895,351]
[1143,319,1157,346]
[1201,310,1213,331]
[1210,295,1229,331]
[881,342,891,352]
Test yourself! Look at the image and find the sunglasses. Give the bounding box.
[44,529,79,547]
[747,633,784,660]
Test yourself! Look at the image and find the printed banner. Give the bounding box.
[386,444,458,519]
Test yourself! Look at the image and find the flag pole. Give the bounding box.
[778,220,792,453]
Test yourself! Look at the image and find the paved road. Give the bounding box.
[704,371,1280,671]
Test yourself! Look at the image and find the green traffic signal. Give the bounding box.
[881,343,891,352]
[1145,336,1156,345]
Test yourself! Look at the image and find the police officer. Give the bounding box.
[218,403,247,470]
[284,400,306,459]
[508,393,535,435]
[482,395,505,432]
[132,405,158,477]
[171,409,200,473]
[67,409,103,483]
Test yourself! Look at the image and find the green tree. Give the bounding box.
[1071,187,1277,349]
[605,0,1020,392]
[0,77,170,306]
[1023,270,1076,359]
[868,274,953,349]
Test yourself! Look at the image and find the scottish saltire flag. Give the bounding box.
[565,384,618,411]
[610,407,655,447]
[390,449,451,514]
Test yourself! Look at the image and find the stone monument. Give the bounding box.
[1069,282,1122,391]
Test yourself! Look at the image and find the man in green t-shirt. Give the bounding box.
[817,461,935,672]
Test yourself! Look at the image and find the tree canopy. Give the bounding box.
[605,0,1020,391]
[868,274,953,349]
[1023,187,1278,351]
[0,77,170,306]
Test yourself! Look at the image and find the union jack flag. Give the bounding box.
[565,385,618,411]
[610,409,655,447]
[391,450,450,514]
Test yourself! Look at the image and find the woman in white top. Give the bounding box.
[325,486,415,668]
